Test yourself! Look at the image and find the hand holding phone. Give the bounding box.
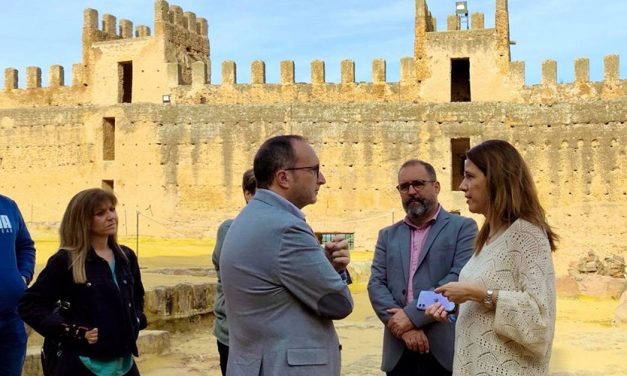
[416,290,456,312]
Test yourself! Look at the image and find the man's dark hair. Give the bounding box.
[254,135,306,189]
[398,159,437,181]
[242,168,257,194]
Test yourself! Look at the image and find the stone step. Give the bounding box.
[22,330,171,376]
[144,282,216,325]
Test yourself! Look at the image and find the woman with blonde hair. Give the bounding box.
[19,188,146,375]
[426,139,557,375]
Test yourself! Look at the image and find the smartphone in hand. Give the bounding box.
[416,290,456,312]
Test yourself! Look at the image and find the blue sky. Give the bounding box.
[1,0,625,87]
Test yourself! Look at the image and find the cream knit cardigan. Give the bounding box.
[453,219,556,376]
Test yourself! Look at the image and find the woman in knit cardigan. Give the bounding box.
[426,139,558,376]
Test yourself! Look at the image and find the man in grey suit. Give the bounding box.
[220,135,353,376]
[368,159,477,375]
[212,169,257,376]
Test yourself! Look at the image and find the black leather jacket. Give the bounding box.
[19,244,147,359]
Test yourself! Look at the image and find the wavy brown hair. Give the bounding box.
[59,188,125,283]
[466,139,558,253]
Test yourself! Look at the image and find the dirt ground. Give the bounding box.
[132,291,627,376]
[30,235,627,375]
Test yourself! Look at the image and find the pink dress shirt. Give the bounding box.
[404,206,441,304]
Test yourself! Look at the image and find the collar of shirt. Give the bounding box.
[259,188,306,221]
[403,205,441,230]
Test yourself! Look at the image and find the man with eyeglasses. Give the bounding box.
[220,135,352,376]
[212,169,256,376]
[368,159,477,376]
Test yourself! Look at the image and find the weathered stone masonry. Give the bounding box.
[0,1,625,273]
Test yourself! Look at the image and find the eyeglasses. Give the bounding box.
[284,165,320,178]
[396,179,435,193]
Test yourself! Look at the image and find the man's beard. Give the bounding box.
[403,197,433,220]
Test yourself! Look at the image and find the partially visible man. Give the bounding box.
[0,194,35,376]
[212,169,256,376]
[368,159,477,376]
[221,135,353,376]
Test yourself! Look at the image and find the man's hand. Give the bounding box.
[402,328,430,353]
[425,302,449,322]
[386,307,414,338]
[324,235,350,272]
[85,328,98,344]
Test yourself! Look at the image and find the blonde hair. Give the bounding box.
[466,140,558,253]
[59,188,125,283]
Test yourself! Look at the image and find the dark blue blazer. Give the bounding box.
[368,208,477,371]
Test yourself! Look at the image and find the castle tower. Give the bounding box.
[414,0,517,102]
[78,0,209,105]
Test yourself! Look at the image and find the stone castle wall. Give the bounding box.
[1,100,625,274]
[0,0,625,275]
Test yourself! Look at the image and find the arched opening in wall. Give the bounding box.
[102,179,114,191]
[118,61,133,103]
[103,118,115,160]
[451,58,471,102]
[451,138,470,191]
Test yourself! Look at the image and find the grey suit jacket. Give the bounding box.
[368,208,477,372]
[220,189,353,376]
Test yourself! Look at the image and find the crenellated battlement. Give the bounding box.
[82,8,153,45]
[436,11,487,31]
[2,54,624,109]
[154,1,208,38]
[517,54,625,103]
[153,1,209,85]
[160,54,624,105]
[1,63,90,108]
[3,64,84,91]
[154,3,209,38]
[0,0,624,109]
